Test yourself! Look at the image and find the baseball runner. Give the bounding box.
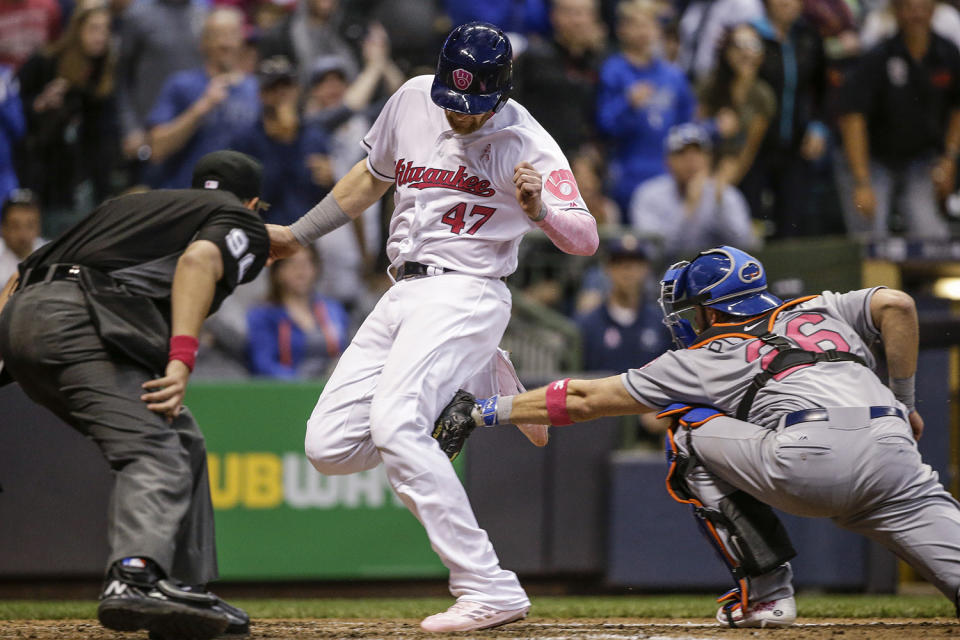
[437,245,960,628]
[266,22,599,632]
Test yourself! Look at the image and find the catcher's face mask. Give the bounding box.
[659,260,699,349]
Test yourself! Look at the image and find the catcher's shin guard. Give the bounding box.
[664,416,795,614]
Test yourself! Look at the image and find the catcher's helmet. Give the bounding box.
[659,246,782,348]
[431,22,513,115]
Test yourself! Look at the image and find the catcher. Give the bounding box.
[435,245,960,628]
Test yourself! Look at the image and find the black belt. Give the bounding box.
[395,261,507,282]
[18,264,83,290]
[784,406,905,428]
[396,261,447,280]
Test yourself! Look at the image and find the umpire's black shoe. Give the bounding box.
[148,584,250,637]
[97,559,229,640]
[210,593,250,635]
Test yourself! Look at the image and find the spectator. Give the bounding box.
[838,0,960,238]
[0,0,61,71]
[193,270,268,380]
[861,0,960,52]
[739,0,829,236]
[597,0,695,215]
[570,145,621,225]
[303,22,405,125]
[246,246,349,379]
[803,0,860,59]
[304,56,369,174]
[677,0,764,81]
[575,233,670,374]
[696,24,776,192]
[0,65,25,202]
[230,55,333,226]
[114,0,204,173]
[253,0,297,33]
[318,22,404,122]
[17,0,118,236]
[145,7,259,189]
[661,18,681,64]
[514,0,608,154]
[370,0,445,75]
[303,54,380,308]
[629,123,758,262]
[258,0,358,90]
[443,0,550,35]
[0,189,44,285]
[802,0,862,136]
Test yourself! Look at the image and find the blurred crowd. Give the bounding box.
[0,0,958,381]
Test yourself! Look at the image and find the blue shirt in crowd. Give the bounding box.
[145,69,260,189]
[230,119,332,226]
[443,0,549,35]
[0,66,25,202]
[246,295,349,380]
[576,301,670,373]
[596,55,695,212]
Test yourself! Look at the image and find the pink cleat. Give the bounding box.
[420,601,529,632]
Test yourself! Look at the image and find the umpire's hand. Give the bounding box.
[141,360,191,422]
[266,224,301,264]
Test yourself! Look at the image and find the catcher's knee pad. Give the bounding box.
[658,402,724,429]
[705,490,796,577]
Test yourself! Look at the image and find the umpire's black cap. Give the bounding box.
[191,150,265,205]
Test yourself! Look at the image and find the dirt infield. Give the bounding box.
[0,618,957,639]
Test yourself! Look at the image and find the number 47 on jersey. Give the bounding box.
[441,203,496,235]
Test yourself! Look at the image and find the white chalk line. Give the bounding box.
[529,621,946,628]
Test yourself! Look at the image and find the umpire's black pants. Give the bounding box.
[0,280,217,585]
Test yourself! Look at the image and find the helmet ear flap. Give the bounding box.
[493,91,510,113]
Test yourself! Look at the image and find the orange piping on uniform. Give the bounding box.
[664,430,737,566]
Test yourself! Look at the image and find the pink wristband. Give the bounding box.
[545,378,574,426]
[168,335,199,372]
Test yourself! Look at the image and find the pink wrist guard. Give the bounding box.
[169,335,199,372]
[545,378,574,426]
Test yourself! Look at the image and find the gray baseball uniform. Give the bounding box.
[622,287,960,605]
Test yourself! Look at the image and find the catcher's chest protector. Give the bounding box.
[688,297,868,420]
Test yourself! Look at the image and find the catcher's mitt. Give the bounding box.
[433,389,482,461]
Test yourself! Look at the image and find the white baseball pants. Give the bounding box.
[304,273,529,609]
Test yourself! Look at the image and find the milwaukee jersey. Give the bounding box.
[621,288,904,428]
[362,75,588,279]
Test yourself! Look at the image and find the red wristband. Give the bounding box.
[168,335,199,372]
[545,378,574,426]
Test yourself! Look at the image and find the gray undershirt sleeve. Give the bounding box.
[288,193,352,246]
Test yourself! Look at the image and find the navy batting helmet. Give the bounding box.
[660,246,782,347]
[431,22,513,115]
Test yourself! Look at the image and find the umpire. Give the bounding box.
[0,151,268,640]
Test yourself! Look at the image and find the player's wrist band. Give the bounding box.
[496,395,514,424]
[169,335,199,372]
[530,202,548,222]
[477,396,500,426]
[545,378,574,426]
[890,375,916,413]
[289,193,352,246]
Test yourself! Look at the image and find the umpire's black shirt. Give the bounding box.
[19,189,269,318]
[839,32,960,162]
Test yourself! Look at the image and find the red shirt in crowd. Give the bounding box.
[0,0,61,70]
